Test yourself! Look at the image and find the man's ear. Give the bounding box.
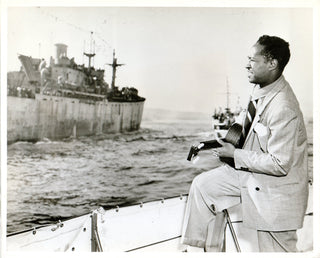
[268,59,278,71]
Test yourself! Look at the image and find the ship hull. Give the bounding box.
[7,94,145,143]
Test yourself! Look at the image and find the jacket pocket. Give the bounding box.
[253,122,270,153]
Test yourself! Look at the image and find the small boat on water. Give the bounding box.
[6,185,313,252]
[212,78,242,138]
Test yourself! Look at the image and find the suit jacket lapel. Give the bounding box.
[243,77,287,147]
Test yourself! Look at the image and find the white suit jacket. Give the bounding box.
[234,75,309,231]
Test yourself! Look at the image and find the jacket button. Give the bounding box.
[255,187,260,191]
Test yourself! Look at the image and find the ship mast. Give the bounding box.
[226,77,230,111]
[83,32,95,68]
[107,50,124,90]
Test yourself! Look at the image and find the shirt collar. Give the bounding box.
[251,75,284,101]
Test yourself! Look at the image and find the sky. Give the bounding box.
[6,5,315,117]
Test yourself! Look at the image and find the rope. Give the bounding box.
[36,7,113,51]
[126,236,181,252]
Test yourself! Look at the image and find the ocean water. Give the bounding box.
[7,115,313,234]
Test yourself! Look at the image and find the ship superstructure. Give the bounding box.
[8,41,144,103]
[7,40,145,143]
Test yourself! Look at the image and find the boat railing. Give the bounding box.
[91,212,103,252]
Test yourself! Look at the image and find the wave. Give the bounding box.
[115,166,133,172]
[136,180,164,187]
[131,147,168,156]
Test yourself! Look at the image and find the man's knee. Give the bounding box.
[191,165,240,204]
[191,166,224,193]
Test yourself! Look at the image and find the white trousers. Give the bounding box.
[181,164,298,252]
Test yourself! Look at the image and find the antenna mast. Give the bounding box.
[83,32,96,68]
[107,50,124,90]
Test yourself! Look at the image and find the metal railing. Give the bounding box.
[91,212,103,252]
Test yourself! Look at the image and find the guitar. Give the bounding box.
[187,123,244,167]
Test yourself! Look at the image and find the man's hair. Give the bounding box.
[256,35,291,72]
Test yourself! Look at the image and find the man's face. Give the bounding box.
[246,44,271,86]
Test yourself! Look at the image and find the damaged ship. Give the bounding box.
[7,42,145,144]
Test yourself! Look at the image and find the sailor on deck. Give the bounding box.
[181,35,309,252]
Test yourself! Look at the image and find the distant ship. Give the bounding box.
[7,38,145,144]
[212,77,241,134]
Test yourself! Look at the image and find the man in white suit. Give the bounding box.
[181,35,309,252]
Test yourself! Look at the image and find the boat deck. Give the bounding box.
[7,184,313,253]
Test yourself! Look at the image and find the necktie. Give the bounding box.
[243,99,257,139]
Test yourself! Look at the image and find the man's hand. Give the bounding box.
[212,138,236,158]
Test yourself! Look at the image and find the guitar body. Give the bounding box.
[223,123,244,148]
[187,123,244,167]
